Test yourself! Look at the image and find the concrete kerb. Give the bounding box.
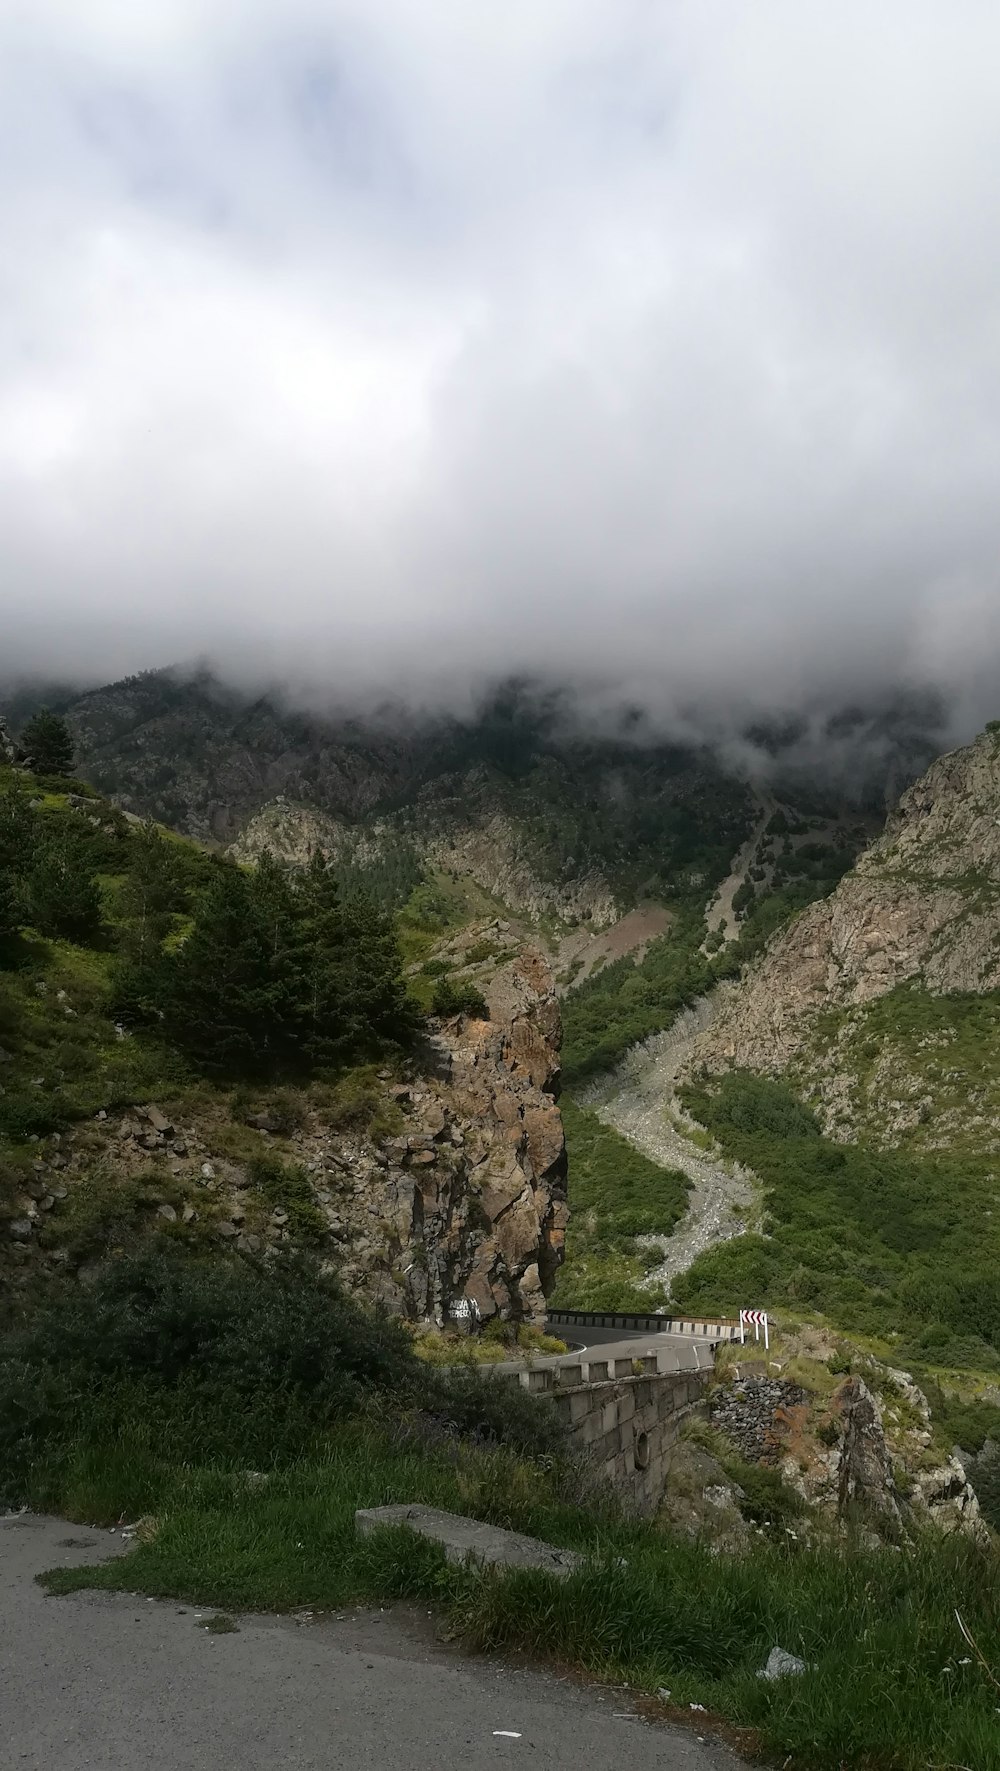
[355,1504,585,1579]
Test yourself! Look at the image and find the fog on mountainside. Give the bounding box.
[0,665,950,825]
[2,6,1000,743]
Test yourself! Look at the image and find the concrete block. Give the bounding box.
[355,1506,583,1579]
[601,1398,619,1435]
[555,1363,583,1387]
[569,1389,593,1424]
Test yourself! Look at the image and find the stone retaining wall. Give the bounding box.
[553,1367,712,1513]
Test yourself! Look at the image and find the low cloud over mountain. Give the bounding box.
[2,5,999,737]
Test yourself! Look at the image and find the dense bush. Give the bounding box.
[431,976,489,1018]
[0,1246,562,1503]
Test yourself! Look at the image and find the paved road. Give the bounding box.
[3,1512,745,1771]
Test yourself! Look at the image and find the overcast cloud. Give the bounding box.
[1,3,999,734]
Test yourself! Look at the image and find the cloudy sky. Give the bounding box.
[2,2,999,730]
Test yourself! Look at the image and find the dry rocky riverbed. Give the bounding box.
[579,992,759,1292]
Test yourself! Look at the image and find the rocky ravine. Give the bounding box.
[581,993,758,1293]
[690,726,1000,1121]
[3,951,568,1327]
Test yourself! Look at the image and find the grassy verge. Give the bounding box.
[28,1423,1000,1771]
[7,1245,1000,1769]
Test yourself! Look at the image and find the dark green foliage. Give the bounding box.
[693,1071,820,1140]
[152,856,302,1073]
[128,849,416,1079]
[431,976,489,1018]
[0,783,35,954]
[0,780,35,873]
[0,868,18,950]
[0,1245,562,1499]
[551,1099,687,1310]
[19,708,74,777]
[674,1073,1000,1367]
[920,1383,1000,1458]
[334,884,419,1053]
[115,822,191,962]
[561,908,712,1087]
[28,833,104,942]
[332,836,424,913]
[246,1154,326,1242]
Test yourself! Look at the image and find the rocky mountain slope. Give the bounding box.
[690,723,1000,1146]
[3,939,567,1326]
[37,670,755,927]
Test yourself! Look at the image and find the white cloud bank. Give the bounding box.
[1,2,999,732]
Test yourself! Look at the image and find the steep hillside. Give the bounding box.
[0,765,566,1326]
[690,723,1000,1148]
[40,671,755,927]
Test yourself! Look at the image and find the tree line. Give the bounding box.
[0,712,417,1080]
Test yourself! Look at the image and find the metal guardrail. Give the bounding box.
[546,1309,742,1341]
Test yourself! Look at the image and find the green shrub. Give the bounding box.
[246,1155,326,1242]
[431,977,489,1018]
[0,1245,564,1505]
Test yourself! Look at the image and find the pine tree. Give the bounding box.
[160,854,304,1075]
[118,822,182,964]
[0,867,18,950]
[20,709,75,778]
[297,849,348,1065]
[0,787,36,955]
[0,782,35,875]
[338,887,417,1051]
[28,834,103,942]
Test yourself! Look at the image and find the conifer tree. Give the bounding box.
[20,708,75,778]
[118,822,183,964]
[28,833,103,942]
[297,849,348,1065]
[338,886,417,1050]
[0,785,36,956]
[159,853,303,1074]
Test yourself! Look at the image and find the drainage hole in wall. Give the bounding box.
[634,1431,651,1471]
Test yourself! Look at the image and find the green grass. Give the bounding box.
[550,1099,689,1310]
[806,983,1000,1154]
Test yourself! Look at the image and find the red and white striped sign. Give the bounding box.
[739,1308,770,1349]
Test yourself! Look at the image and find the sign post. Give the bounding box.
[740,1308,770,1350]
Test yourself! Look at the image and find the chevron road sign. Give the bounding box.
[739,1308,770,1350]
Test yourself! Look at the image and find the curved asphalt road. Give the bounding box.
[2,1512,745,1771]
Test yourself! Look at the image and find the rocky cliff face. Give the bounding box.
[708,1360,983,1543]
[690,726,1000,1139]
[3,949,567,1327]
